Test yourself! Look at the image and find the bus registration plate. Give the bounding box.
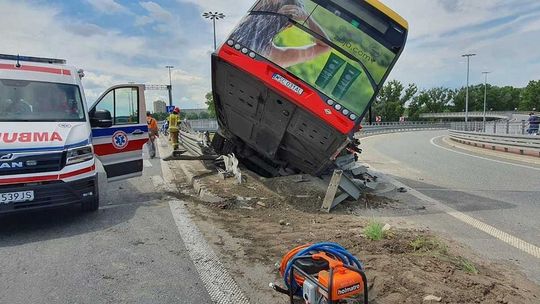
[272,73,304,95]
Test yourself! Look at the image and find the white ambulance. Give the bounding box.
[0,54,148,213]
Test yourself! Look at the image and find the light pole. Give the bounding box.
[202,12,226,51]
[462,53,476,124]
[165,65,174,107]
[482,71,491,132]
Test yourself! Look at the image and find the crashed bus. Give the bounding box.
[211,0,408,176]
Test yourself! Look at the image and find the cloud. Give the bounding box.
[64,23,108,37]
[176,0,253,37]
[0,1,206,108]
[3,0,540,112]
[140,1,173,24]
[135,15,154,27]
[85,0,128,14]
[381,0,540,88]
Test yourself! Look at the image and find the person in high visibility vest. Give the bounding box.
[167,107,180,150]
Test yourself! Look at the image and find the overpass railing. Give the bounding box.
[451,121,532,135]
[178,119,452,135]
[449,129,540,152]
[360,122,451,136]
[420,111,530,119]
[180,119,219,132]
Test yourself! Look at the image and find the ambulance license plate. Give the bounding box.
[0,191,34,204]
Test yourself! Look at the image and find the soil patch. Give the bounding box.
[172,162,540,304]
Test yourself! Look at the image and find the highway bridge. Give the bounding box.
[360,130,540,282]
[420,111,531,121]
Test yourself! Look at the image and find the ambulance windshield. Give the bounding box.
[0,79,85,122]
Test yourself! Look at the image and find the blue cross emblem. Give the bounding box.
[112,131,129,149]
[115,134,126,146]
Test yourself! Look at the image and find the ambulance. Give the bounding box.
[0,54,148,213]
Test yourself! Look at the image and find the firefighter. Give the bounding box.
[168,107,180,150]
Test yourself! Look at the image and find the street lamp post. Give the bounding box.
[482,71,491,132]
[202,12,226,51]
[462,53,476,124]
[165,65,174,107]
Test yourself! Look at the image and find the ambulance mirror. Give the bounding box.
[90,109,113,128]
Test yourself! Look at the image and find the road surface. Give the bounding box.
[0,146,212,304]
[361,130,540,282]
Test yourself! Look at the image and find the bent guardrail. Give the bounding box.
[449,129,540,157]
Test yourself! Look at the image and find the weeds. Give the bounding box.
[410,236,448,255]
[458,257,479,274]
[363,221,386,241]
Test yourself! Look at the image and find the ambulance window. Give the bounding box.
[114,87,139,125]
[96,91,114,115]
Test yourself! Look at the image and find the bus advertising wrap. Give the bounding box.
[229,0,397,116]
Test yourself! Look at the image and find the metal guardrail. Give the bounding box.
[178,122,213,157]
[180,119,452,136]
[420,111,530,120]
[360,122,451,136]
[451,121,536,136]
[186,119,219,132]
[449,129,540,150]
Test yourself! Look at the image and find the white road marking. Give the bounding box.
[143,160,153,168]
[364,136,540,259]
[385,175,540,259]
[159,153,250,304]
[430,136,540,171]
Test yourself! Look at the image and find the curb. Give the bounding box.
[159,137,225,203]
[449,137,540,158]
[177,162,225,203]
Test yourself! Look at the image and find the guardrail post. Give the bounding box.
[493,121,497,134]
[521,120,526,135]
[506,121,510,134]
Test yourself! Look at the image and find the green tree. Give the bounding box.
[408,87,454,120]
[374,80,417,121]
[199,111,210,119]
[186,112,199,120]
[205,92,216,118]
[520,80,540,111]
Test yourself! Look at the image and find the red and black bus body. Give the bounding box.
[211,0,408,177]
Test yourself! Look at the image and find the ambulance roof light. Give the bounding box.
[0,54,67,65]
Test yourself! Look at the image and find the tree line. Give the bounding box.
[151,110,213,121]
[373,79,540,121]
[201,79,540,122]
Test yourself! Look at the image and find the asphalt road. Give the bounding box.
[361,130,540,282]
[0,146,212,304]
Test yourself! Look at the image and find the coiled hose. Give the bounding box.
[280,242,365,296]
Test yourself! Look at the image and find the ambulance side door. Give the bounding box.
[89,84,148,181]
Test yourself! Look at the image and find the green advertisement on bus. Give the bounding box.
[229,0,399,116]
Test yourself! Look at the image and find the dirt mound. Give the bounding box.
[175,165,540,304]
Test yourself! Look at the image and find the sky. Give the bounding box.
[2,0,540,110]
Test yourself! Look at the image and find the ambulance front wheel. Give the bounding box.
[81,182,100,212]
[82,196,100,212]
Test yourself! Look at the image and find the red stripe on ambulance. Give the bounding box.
[0,165,96,185]
[0,64,71,76]
[93,138,148,156]
[0,165,95,186]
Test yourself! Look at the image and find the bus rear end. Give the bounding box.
[212,0,408,176]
